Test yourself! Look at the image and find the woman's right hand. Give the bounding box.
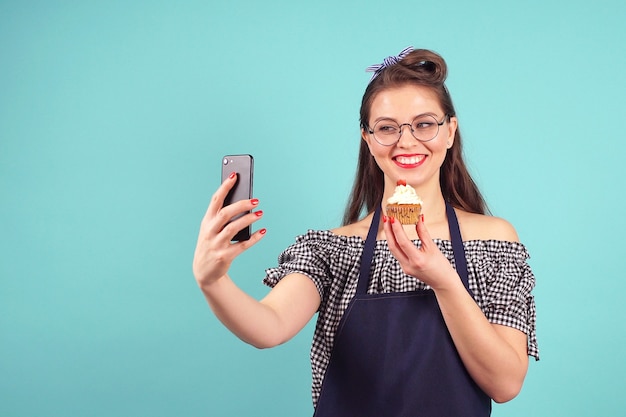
[192,172,266,289]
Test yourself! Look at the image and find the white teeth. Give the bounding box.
[396,156,423,164]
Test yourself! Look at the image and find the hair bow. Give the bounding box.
[365,46,414,81]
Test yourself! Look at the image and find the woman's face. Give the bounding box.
[361,84,457,193]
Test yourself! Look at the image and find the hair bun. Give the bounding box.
[402,50,447,84]
[417,60,436,71]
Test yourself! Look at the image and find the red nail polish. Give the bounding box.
[250,198,259,205]
[420,214,425,223]
[383,215,387,223]
[229,172,237,179]
[259,228,267,235]
[390,216,395,224]
[255,210,263,217]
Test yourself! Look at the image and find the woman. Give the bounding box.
[193,47,538,416]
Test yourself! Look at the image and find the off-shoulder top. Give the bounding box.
[264,230,539,406]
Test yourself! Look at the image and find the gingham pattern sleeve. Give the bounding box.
[263,230,364,300]
[464,240,539,360]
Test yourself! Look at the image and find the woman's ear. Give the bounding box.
[361,128,373,151]
[446,116,458,149]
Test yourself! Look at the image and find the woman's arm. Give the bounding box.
[193,174,320,348]
[429,276,528,403]
[200,273,320,348]
[384,215,529,403]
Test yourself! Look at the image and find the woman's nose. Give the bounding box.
[397,124,417,147]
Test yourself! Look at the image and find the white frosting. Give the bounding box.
[387,184,423,205]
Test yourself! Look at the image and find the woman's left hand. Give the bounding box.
[383,214,457,290]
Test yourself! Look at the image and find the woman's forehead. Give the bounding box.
[370,85,442,117]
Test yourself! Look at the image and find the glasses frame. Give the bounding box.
[366,114,449,146]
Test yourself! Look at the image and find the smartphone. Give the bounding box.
[221,154,254,241]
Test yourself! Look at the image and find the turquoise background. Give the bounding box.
[1,0,625,416]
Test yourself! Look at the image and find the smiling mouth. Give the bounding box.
[394,155,425,166]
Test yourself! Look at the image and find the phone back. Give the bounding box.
[221,154,254,241]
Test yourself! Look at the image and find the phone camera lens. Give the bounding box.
[223,158,228,165]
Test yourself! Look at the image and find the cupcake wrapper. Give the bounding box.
[386,204,422,225]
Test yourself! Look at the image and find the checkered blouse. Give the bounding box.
[264,230,539,406]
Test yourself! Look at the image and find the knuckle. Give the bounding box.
[210,192,223,208]
[200,214,214,228]
[221,220,238,234]
[211,250,228,265]
[216,208,235,224]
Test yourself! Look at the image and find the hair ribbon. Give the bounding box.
[365,46,414,81]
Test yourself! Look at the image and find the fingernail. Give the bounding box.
[383,215,387,223]
[259,228,267,235]
[250,198,259,205]
[229,172,236,179]
[420,214,425,223]
[390,216,395,224]
[255,210,263,217]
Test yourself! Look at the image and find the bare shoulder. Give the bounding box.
[456,209,520,242]
[331,215,372,240]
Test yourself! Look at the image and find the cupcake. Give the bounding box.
[386,180,423,225]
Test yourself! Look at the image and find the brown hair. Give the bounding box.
[342,48,488,225]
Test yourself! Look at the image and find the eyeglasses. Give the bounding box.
[366,114,449,146]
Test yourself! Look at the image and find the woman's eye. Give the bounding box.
[414,122,433,129]
[377,125,398,134]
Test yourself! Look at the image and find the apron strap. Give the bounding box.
[356,205,381,295]
[446,202,474,296]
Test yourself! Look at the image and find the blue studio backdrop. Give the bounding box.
[1,1,625,416]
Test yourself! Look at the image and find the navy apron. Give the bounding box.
[313,203,491,417]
